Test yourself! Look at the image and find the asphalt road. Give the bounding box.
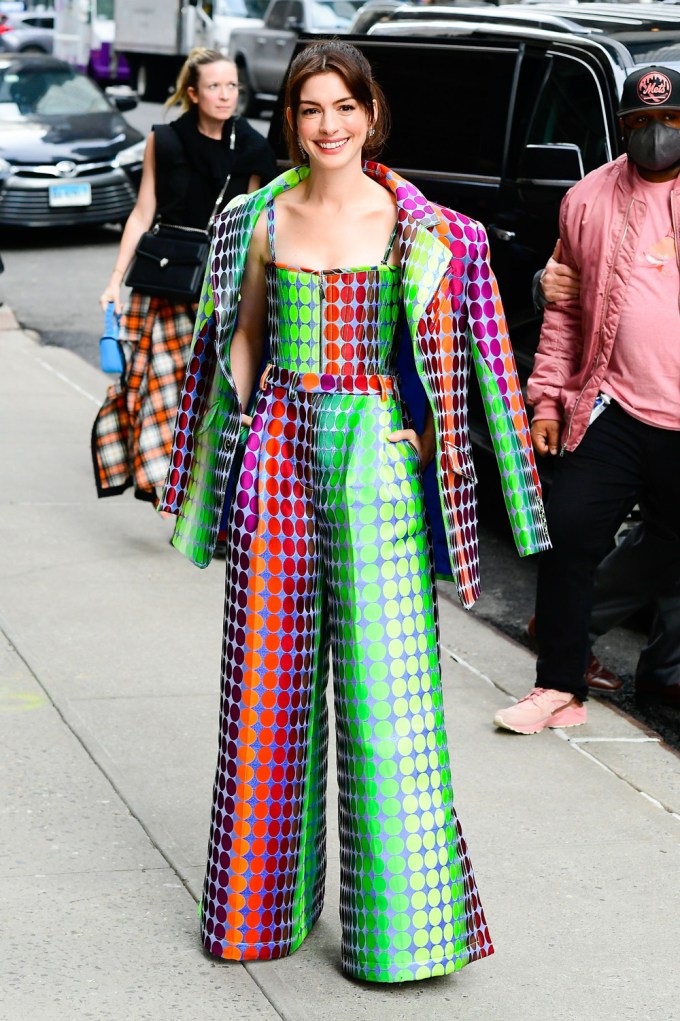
[1,99,677,750]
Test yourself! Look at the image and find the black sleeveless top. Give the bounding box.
[153,108,277,230]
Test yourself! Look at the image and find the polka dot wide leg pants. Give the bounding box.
[200,381,493,983]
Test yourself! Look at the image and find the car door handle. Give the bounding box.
[488,226,516,242]
[276,38,287,45]
[256,36,266,44]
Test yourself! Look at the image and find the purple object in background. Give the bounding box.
[87,39,131,84]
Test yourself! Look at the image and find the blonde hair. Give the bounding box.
[165,48,236,112]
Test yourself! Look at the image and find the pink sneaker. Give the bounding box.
[493,687,586,735]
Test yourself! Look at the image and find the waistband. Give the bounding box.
[260,364,399,400]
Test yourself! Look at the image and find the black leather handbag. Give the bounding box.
[125,120,236,303]
[125,222,211,302]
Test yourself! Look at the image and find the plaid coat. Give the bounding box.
[91,294,195,500]
[160,164,550,608]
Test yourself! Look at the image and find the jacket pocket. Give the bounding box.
[443,441,477,482]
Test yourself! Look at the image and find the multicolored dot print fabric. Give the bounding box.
[200,368,493,981]
[157,163,555,983]
[160,163,549,606]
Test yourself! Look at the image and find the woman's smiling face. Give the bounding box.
[293,71,374,168]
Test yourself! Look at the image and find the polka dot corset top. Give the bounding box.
[265,202,402,376]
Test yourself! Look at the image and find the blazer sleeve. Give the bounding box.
[469,222,551,557]
[158,260,218,516]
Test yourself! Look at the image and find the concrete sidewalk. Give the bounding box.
[1,323,678,1021]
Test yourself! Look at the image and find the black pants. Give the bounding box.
[535,402,680,700]
[591,522,680,688]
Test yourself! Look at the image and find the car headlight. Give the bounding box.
[115,140,146,167]
[0,157,12,174]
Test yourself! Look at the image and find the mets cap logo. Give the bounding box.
[637,71,673,106]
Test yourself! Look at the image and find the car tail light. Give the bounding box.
[0,26,12,34]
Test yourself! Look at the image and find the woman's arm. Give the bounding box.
[99,133,158,313]
[229,212,268,424]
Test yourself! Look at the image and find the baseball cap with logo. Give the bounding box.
[618,65,680,116]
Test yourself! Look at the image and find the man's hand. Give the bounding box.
[531,419,561,456]
[540,240,581,303]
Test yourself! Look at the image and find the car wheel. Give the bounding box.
[136,60,150,100]
[237,64,259,117]
[20,46,46,54]
[134,60,169,103]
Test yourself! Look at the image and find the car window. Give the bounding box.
[520,54,608,174]
[288,0,304,26]
[372,45,517,178]
[217,0,269,16]
[267,1,290,29]
[308,0,363,29]
[22,16,54,28]
[0,69,111,118]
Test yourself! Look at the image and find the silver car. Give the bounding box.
[0,11,55,55]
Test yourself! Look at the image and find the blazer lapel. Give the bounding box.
[364,162,453,325]
[212,165,310,380]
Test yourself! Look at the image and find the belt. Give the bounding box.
[260,364,399,401]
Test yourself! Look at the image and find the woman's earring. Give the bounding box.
[297,135,308,161]
[368,127,375,137]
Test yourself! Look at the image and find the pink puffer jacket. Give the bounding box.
[527,154,680,451]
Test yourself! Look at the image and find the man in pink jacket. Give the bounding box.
[494,65,680,734]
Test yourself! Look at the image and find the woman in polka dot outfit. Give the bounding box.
[160,40,550,983]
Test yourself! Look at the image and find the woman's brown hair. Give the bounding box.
[282,40,390,162]
[165,48,236,112]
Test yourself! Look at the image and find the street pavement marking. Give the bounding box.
[553,730,615,772]
[0,691,46,712]
[33,354,100,405]
[569,737,661,743]
[639,791,672,812]
[555,730,680,823]
[442,645,496,687]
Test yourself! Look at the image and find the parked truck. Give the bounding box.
[114,0,266,103]
[229,0,361,115]
[54,0,130,84]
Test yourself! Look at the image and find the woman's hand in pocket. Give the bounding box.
[387,428,433,468]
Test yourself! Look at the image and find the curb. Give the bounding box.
[0,303,20,331]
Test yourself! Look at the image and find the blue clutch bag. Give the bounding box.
[99,302,124,374]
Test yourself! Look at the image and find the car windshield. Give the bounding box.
[215,0,269,15]
[309,0,364,29]
[0,66,111,121]
[94,0,115,17]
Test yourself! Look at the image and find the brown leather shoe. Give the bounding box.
[526,617,623,691]
[635,683,680,705]
[585,654,624,691]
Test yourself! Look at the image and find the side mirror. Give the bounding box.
[518,143,584,186]
[106,86,138,113]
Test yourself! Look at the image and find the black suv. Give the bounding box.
[269,14,680,455]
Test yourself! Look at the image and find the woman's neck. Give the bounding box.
[196,111,228,140]
[302,158,370,208]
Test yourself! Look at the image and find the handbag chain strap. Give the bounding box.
[154,119,238,239]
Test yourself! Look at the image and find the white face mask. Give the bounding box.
[627,120,680,172]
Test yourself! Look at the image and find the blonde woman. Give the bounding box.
[92,48,276,504]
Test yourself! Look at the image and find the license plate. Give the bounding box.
[49,182,92,208]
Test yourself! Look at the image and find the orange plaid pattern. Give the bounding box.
[91,293,195,500]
